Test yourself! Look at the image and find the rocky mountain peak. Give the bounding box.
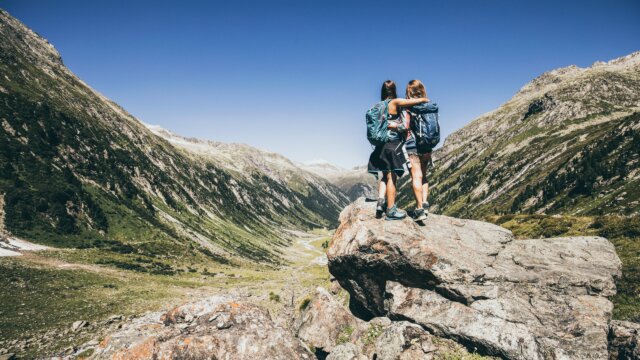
[516,64,584,97]
[603,50,640,68]
[516,51,640,98]
[0,9,63,71]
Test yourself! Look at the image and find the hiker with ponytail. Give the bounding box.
[367,80,428,220]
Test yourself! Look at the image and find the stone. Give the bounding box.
[0,354,15,360]
[329,276,342,295]
[371,321,436,360]
[72,320,88,332]
[89,295,313,359]
[325,343,363,360]
[294,287,463,360]
[295,287,365,353]
[85,339,100,347]
[608,320,640,360]
[107,314,123,324]
[327,199,622,360]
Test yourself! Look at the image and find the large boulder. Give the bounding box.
[82,295,313,359]
[295,287,485,360]
[327,199,622,360]
[295,287,366,353]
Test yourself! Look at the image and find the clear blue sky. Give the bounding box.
[3,0,639,168]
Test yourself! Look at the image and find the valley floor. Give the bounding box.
[2,215,638,359]
[0,230,334,358]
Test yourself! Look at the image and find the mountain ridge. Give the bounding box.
[145,123,349,209]
[398,50,640,217]
[0,8,348,266]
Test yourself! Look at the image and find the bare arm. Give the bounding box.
[388,97,429,114]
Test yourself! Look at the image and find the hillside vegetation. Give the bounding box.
[0,9,348,268]
[398,52,640,218]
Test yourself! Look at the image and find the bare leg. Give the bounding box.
[423,182,429,204]
[409,155,423,209]
[378,175,386,200]
[421,155,430,205]
[386,172,397,209]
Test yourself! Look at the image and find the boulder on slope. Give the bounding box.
[81,295,313,360]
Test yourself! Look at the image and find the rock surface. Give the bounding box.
[79,295,313,359]
[295,287,366,352]
[327,199,623,360]
[608,320,640,360]
[295,287,483,360]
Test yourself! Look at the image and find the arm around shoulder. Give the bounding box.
[390,97,429,108]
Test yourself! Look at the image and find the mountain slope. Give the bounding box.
[145,124,349,219]
[300,162,377,201]
[0,9,347,265]
[400,51,640,217]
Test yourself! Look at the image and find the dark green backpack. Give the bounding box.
[366,100,390,146]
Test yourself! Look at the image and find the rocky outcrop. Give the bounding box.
[609,320,640,360]
[295,287,366,353]
[78,295,313,359]
[295,287,482,360]
[327,199,623,359]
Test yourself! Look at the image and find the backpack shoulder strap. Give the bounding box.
[381,99,390,120]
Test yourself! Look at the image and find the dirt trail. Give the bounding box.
[286,235,328,266]
[18,252,127,278]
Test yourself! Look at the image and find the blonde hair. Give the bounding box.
[405,79,427,99]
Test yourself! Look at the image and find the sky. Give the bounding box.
[2,0,639,168]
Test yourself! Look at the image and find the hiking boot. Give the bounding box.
[385,206,406,220]
[375,198,386,219]
[423,201,430,214]
[413,208,427,221]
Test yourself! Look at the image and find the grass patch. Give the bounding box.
[363,323,384,345]
[269,291,281,302]
[336,325,354,345]
[0,258,166,341]
[299,297,312,311]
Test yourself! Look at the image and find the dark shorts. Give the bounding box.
[368,140,406,177]
[405,137,430,156]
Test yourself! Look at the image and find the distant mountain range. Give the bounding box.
[398,51,640,217]
[0,9,348,265]
[300,162,377,201]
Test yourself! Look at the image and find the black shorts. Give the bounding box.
[367,140,406,177]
